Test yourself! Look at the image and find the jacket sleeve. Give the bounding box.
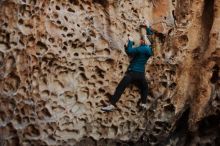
[126,40,139,55]
[145,46,153,56]
[146,26,154,35]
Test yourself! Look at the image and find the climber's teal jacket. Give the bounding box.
[125,27,153,73]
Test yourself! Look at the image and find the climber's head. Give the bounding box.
[140,35,146,45]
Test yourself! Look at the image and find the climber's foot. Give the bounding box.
[101,104,116,112]
[139,103,149,110]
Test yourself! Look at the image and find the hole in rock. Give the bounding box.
[72,43,77,48]
[67,33,73,37]
[103,48,110,55]
[62,46,67,51]
[169,82,177,90]
[18,19,24,25]
[104,92,111,99]
[155,32,166,43]
[74,53,79,56]
[69,0,79,5]
[98,88,105,93]
[106,58,114,64]
[178,35,188,47]
[6,55,15,68]
[164,104,175,113]
[160,81,167,88]
[97,80,103,85]
[133,9,138,14]
[57,20,61,24]
[154,127,162,135]
[82,32,86,37]
[0,52,4,65]
[38,108,52,119]
[64,41,68,46]
[53,13,59,19]
[95,67,105,79]
[24,124,40,137]
[79,73,88,81]
[63,26,68,32]
[48,38,55,43]
[166,98,171,103]
[0,111,6,122]
[210,64,219,84]
[91,75,96,80]
[155,121,170,129]
[78,67,84,71]
[3,73,20,93]
[93,0,109,7]
[28,36,35,43]
[202,0,214,33]
[64,16,68,21]
[55,5,60,10]
[24,24,33,29]
[67,8,75,13]
[201,0,214,50]
[79,4,84,10]
[86,37,91,42]
[36,41,48,55]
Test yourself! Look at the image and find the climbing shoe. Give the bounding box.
[139,103,149,110]
[101,104,116,112]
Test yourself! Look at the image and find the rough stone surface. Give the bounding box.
[0,0,219,146]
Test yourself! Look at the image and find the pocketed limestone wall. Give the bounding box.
[0,0,219,146]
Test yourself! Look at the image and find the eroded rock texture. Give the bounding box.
[0,0,219,145]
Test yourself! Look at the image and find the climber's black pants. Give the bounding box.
[110,70,148,105]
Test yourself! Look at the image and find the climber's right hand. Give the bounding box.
[128,36,134,42]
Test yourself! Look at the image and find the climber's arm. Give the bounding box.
[126,41,153,56]
[146,26,154,35]
[146,46,153,56]
[126,40,139,55]
[140,20,154,35]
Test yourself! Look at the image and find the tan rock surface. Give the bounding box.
[0,0,219,145]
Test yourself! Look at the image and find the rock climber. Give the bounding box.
[101,20,155,112]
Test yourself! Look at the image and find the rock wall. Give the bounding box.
[0,0,219,146]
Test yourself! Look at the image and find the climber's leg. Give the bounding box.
[101,71,134,111]
[110,71,134,106]
[135,73,148,104]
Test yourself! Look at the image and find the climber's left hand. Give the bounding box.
[141,19,150,28]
